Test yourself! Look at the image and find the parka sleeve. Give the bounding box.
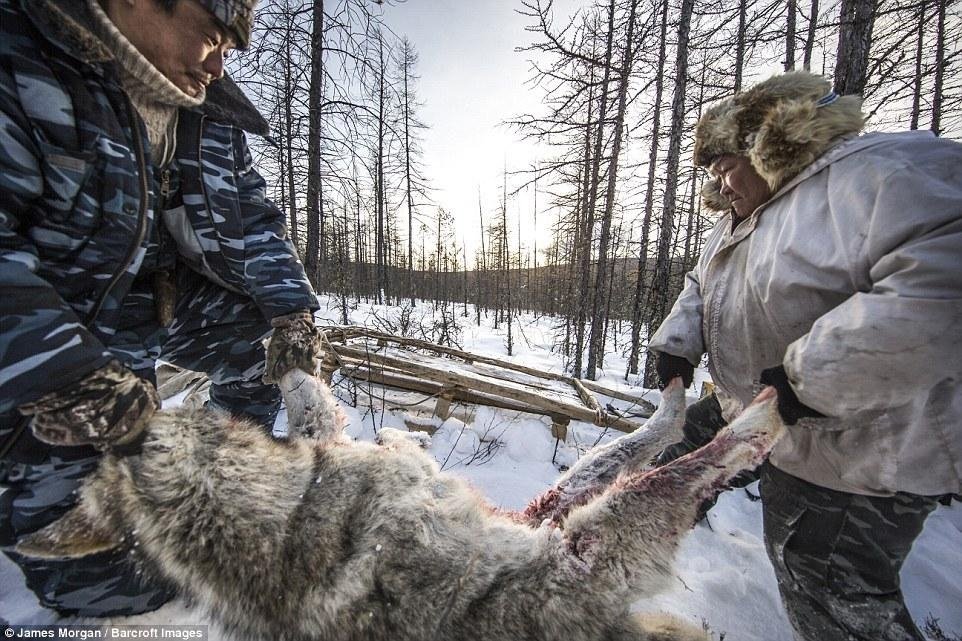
[0,67,113,413]
[233,130,318,319]
[647,268,707,366]
[785,146,962,417]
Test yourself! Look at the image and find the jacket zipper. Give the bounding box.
[160,168,171,203]
[84,97,150,327]
[155,167,171,255]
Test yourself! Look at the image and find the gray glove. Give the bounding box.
[262,310,322,384]
[18,361,159,452]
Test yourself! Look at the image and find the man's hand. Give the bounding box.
[262,310,322,384]
[654,352,695,390]
[759,365,826,425]
[18,361,158,454]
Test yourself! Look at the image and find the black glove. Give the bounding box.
[654,352,695,390]
[18,361,158,454]
[263,310,322,384]
[759,365,826,426]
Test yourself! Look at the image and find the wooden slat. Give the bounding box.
[331,343,640,432]
[322,326,655,416]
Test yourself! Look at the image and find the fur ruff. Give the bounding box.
[694,71,865,206]
[699,179,732,212]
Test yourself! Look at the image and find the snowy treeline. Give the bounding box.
[227,0,961,384]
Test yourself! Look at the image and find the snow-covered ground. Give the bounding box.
[3,296,960,639]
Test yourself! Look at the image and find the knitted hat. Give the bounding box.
[694,71,865,210]
[196,0,255,49]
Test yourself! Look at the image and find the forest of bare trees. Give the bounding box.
[231,0,961,385]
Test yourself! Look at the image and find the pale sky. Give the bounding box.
[383,0,580,265]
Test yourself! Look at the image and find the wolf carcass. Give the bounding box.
[18,360,785,641]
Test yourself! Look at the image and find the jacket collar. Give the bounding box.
[21,0,269,137]
[717,130,938,248]
[766,130,936,204]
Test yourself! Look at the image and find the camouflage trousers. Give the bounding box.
[760,463,939,641]
[656,396,939,640]
[1,267,280,617]
[112,266,281,428]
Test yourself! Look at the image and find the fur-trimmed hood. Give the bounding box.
[21,0,269,137]
[695,71,865,210]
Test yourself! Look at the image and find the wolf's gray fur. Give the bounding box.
[18,366,784,641]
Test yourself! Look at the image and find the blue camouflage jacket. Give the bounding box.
[0,0,318,413]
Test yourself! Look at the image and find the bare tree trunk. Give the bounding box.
[574,7,616,377]
[305,0,324,283]
[532,170,539,309]
[786,0,797,70]
[587,0,639,379]
[375,34,386,305]
[477,190,486,326]
[502,167,513,355]
[803,0,820,71]
[336,203,349,324]
[735,0,748,91]
[533,171,539,271]
[354,180,363,302]
[400,40,418,306]
[567,68,595,367]
[405,78,414,306]
[599,219,623,365]
[627,0,668,378]
[911,2,927,130]
[834,0,878,96]
[435,212,442,307]
[282,17,299,248]
[462,243,469,317]
[683,72,708,278]
[644,0,694,388]
[931,0,946,135]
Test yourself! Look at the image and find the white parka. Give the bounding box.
[649,131,962,497]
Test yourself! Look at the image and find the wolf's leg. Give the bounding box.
[605,612,709,641]
[559,388,784,597]
[522,379,687,525]
[278,368,347,442]
[557,379,687,491]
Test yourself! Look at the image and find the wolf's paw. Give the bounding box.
[376,428,431,450]
[728,388,783,442]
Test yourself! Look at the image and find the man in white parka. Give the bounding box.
[648,71,962,641]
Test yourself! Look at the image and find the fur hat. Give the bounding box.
[694,71,865,210]
[196,0,255,49]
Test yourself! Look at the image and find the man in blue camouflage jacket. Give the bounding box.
[0,0,320,617]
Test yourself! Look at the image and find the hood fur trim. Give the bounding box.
[204,75,270,137]
[24,0,113,63]
[701,179,731,212]
[694,71,865,192]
